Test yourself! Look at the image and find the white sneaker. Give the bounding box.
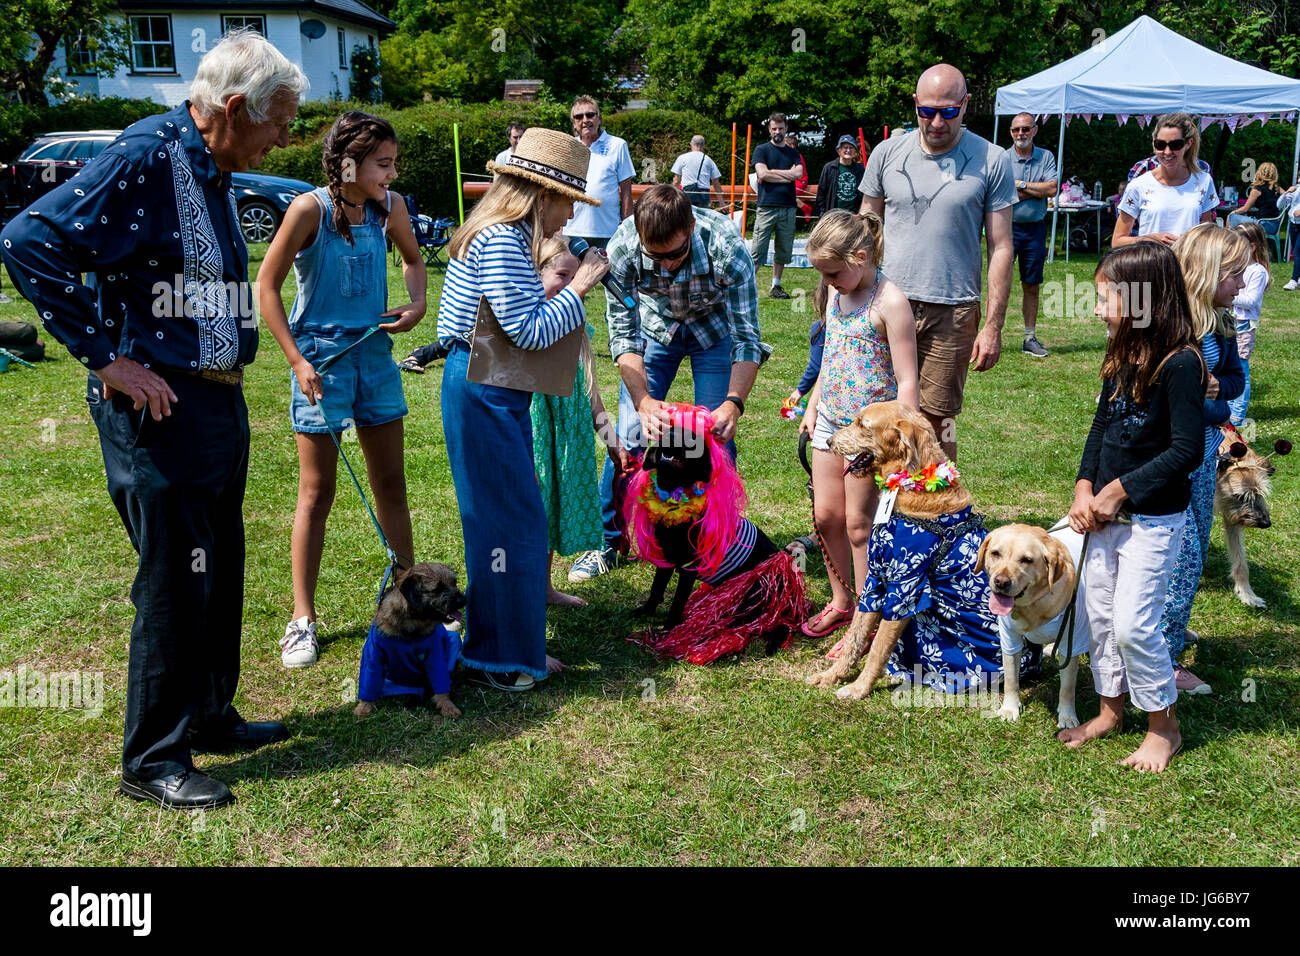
[280,616,319,668]
[1285,279,1298,291]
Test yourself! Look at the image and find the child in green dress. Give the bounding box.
[531,237,629,607]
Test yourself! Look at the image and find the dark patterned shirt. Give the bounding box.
[1,101,256,372]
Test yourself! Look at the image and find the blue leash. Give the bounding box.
[311,325,405,603]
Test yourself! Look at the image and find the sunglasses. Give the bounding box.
[916,104,962,119]
[641,236,692,262]
[572,111,598,121]
[1010,126,1034,133]
[1153,137,1187,151]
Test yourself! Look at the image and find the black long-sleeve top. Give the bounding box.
[1077,349,1204,516]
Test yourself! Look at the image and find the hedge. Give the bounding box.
[261,100,733,218]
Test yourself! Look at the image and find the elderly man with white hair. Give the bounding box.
[0,30,307,810]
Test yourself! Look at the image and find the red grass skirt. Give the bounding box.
[633,552,811,664]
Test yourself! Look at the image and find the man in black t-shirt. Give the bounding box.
[816,134,867,219]
[750,112,803,299]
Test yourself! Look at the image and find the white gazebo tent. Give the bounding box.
[994,15,1300,260]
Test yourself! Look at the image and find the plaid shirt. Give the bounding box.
[605,206,770,365]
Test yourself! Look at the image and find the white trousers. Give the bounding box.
[1084,514,1185,712]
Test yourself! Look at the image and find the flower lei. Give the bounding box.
[875,460,961,493]
[638,478,709,525]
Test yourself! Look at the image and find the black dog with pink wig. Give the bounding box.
[623,403,810,664]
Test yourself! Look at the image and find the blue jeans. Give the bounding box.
[599,328,735,547]
[441,342,549,679]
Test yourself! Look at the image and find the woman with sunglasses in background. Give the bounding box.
[1112,114,1219,248]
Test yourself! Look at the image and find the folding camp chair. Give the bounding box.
[396,192,454,271]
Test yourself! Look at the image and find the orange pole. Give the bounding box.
[740,124,753,239]
[729,122,737,213]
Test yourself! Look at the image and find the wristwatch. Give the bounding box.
[1017,180,1027,190]
[724,394,745,416]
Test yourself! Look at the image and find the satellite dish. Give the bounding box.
[300,19,326,39]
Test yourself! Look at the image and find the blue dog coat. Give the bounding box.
[357,621,461,701]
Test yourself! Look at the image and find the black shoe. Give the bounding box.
[190,719,289,753]
[769,285,791,300]
[120,769,234,810]
[397,355,426,374]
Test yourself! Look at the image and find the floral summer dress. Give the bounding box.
[819,280,897,428]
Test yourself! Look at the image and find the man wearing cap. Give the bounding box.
[568,184,769,583]
[0,32,306,810]
[816,135,867,218]
[564,95,634,250]
[1006,113,1058,358]
[672,135,722,208]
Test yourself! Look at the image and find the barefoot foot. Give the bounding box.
[1120,727,1182,772]
[1057,711,1121,747]
[547,587,587,607]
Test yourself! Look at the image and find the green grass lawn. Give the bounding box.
[1,243,1297,865]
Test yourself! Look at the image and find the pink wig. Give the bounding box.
[623,403,746,579]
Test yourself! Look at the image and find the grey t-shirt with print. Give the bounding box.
[859,130,1017,305]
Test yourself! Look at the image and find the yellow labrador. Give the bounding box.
[976,523,1088,729]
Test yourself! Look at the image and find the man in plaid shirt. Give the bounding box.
[569,184,771,582]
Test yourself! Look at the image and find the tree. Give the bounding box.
[619,0,1072,131]
[0,1,131,104]
[378,0,628,106]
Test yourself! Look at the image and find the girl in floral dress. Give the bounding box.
[798,209,919,641]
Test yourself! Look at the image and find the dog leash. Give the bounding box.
[310,325,408,603]
[1046,517,1090,664]
[797,430,856,594]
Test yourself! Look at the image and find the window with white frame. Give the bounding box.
[222,15,266,36]
[338,27,348,69]
[64,31,95,75]
[129,15,175,72]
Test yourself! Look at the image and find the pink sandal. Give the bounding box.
[801,603,853,639]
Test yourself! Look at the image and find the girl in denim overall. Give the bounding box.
[258,111,428,667]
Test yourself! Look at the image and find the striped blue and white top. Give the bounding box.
[436,220,585,350]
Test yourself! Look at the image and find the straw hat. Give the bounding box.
[485,127,600,206]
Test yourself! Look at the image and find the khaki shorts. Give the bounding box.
[750,206,796,266]
[912,299,981,418]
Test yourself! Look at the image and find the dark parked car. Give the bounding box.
[2,130,313,243]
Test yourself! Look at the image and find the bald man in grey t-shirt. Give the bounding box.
[859,64,1016,461]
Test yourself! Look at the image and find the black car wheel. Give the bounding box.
[239,200,280,243]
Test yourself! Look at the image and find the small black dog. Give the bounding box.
[354,562,466,718]
[623,405,808,664]
[632,439,781,627]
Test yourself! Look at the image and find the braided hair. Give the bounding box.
[321,110,396,245]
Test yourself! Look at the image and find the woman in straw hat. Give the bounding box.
[436,127,611,692]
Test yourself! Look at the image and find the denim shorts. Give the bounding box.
[290,329,408,433]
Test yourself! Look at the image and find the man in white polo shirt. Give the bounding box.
[493,122,524,166]
[564,95,634,249]
[672,135,722,208]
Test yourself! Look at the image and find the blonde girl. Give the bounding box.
[798,209,918,641]
[1158,224,1249,693]
[1227,221,1271,425]
[530,237,628,607]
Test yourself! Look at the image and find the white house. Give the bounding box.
[49,1,395,106]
